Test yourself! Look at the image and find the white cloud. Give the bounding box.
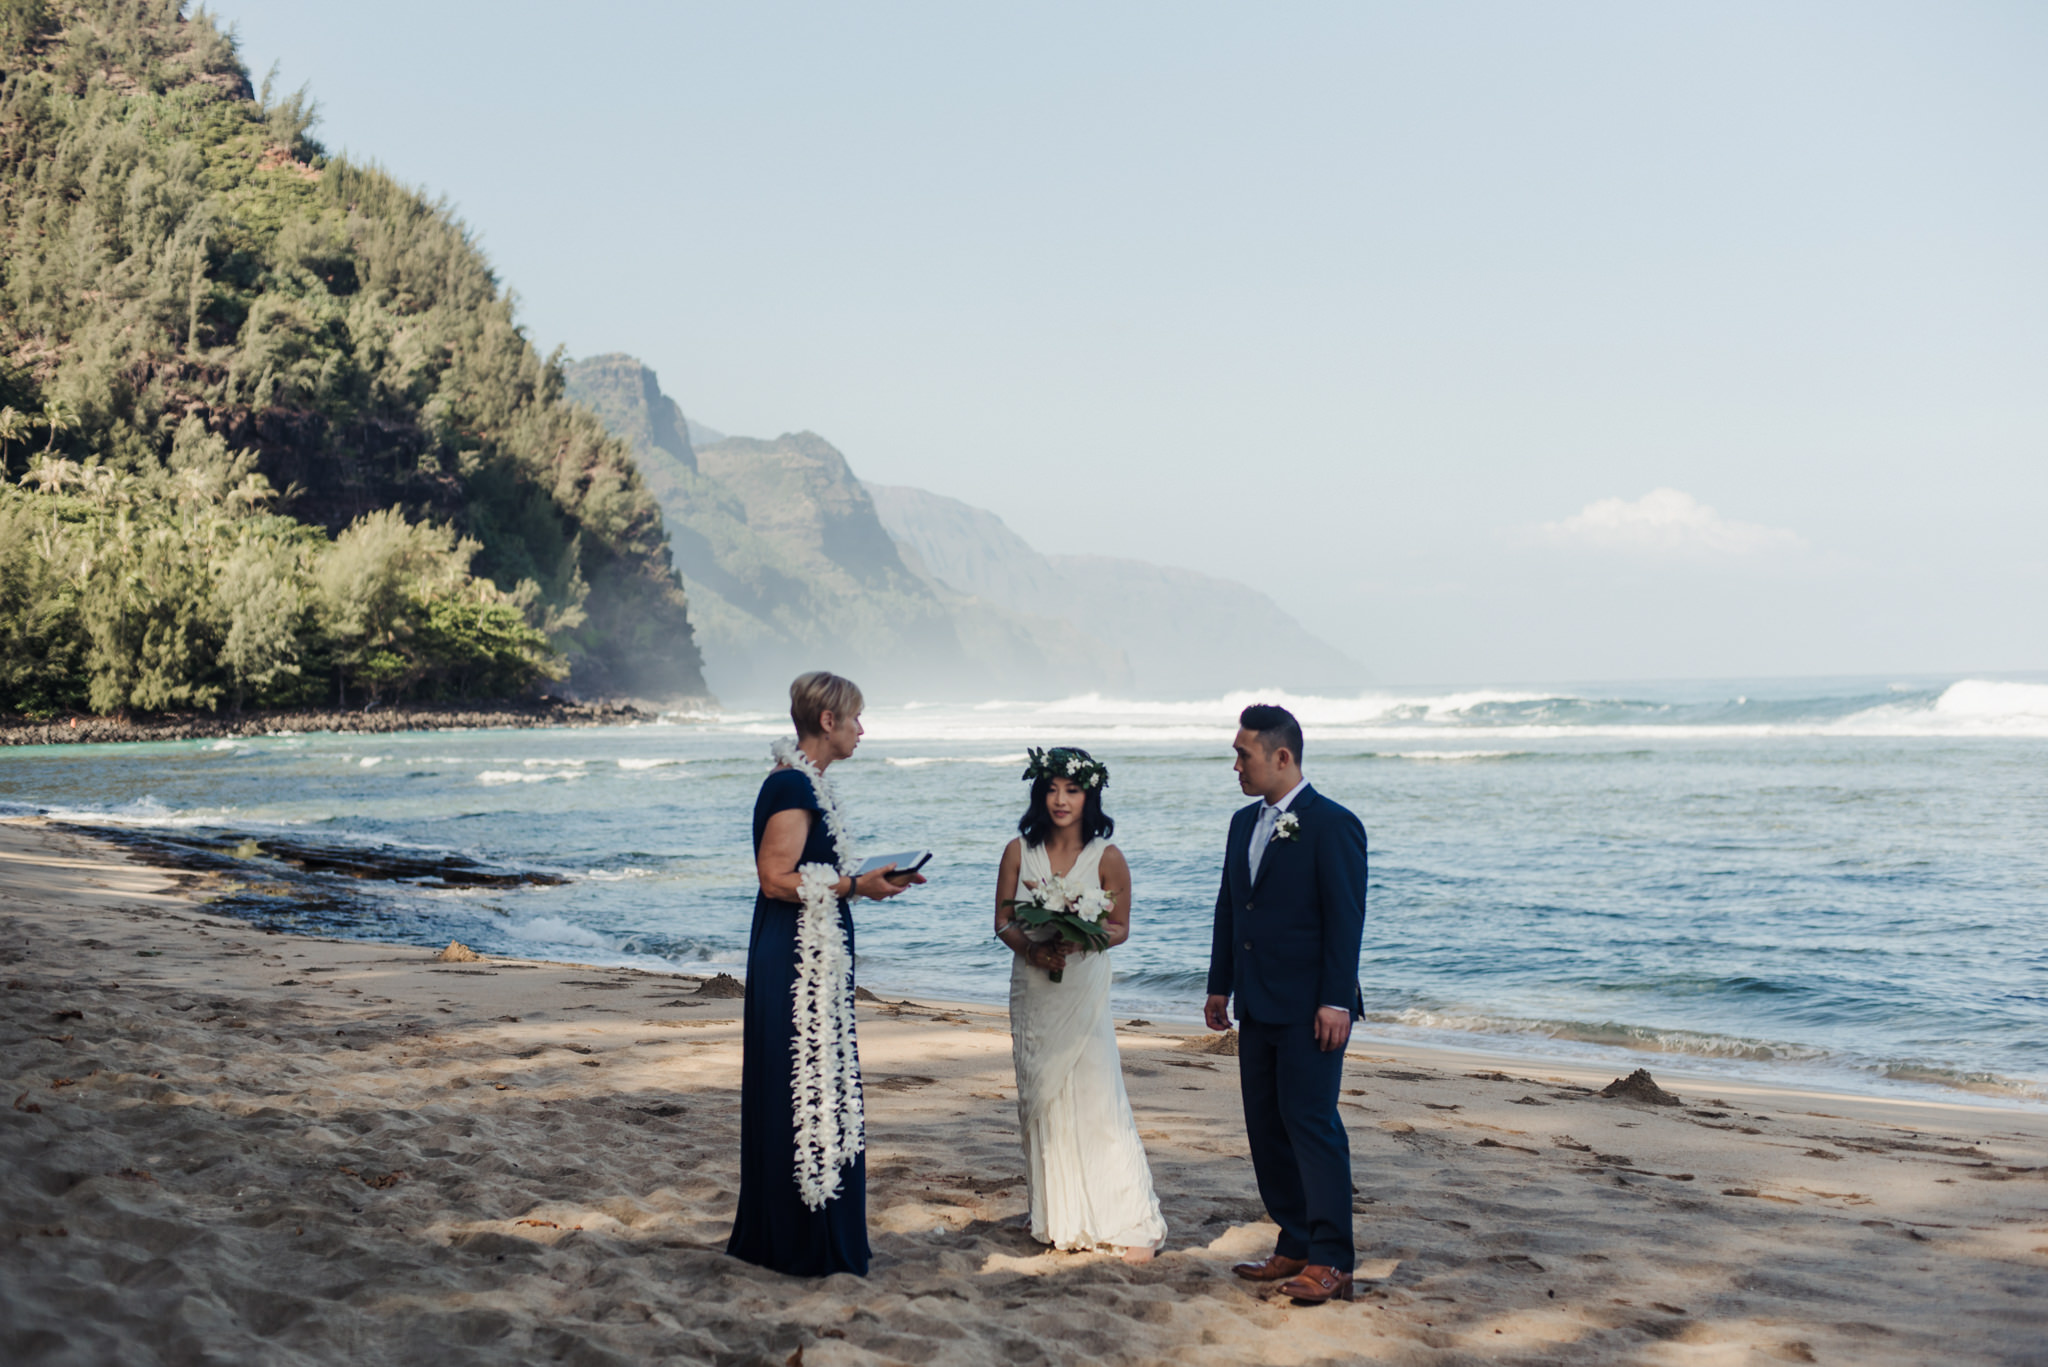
[1538,488,1805,557]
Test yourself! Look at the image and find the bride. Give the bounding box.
[993,747,1167,1262]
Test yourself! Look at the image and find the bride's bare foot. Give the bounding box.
[1121,1245,1154,1264]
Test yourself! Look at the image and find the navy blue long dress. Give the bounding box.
[726,766,870,1277]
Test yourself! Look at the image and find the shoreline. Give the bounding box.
[22,808,2043,1118]
[0,698,689,748]
[866,980,2048,1120]
[851,978,2048,1117]
[4,817,2046,1364]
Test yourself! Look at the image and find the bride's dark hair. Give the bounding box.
[1018,749,1115,847]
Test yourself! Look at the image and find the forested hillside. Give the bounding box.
[0,1,705,716]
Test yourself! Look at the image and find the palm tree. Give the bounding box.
[25,454,76,493]
[38,398,77,451]
[0,405,30,465]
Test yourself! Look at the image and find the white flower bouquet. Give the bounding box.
[1004,874,1116,983]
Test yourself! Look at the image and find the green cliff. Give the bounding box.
[562,354,1126,702]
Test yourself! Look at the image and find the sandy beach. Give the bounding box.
[3,817,2044,1366]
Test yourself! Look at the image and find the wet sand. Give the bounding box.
[3,817,2044,1365]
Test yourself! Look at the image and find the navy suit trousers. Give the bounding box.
[1237,1015,1353,1271]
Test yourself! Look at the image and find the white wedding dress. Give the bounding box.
[1009,838,1168,1252]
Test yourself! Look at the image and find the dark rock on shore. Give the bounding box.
[1180,1029,1240,1057]
[0,699,681,747]
[1601,1068,1683,1106]
[61,824,568,891]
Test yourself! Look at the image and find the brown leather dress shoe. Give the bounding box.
[1276,1265,1355,1304]
[1230,1253,1310,1282]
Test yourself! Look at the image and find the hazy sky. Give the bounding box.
[224,1,2047,685]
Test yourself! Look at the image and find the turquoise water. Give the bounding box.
[4,676,2045,1105]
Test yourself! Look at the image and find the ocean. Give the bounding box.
[4,675,2045,1107]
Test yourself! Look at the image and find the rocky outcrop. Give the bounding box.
[865,484,1070,614]
[0,700,653,747]
[696,434,925,594]
[560,354,698,503]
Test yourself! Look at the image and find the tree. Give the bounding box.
[0,407,30,465]
[36,399,76,453]
[217,540,304,711]
[0,487,86,716]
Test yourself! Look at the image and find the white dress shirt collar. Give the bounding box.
[1265,776,1310,813]
[1247,777,1309,882]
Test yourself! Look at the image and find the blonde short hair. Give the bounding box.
[790,671,864,738]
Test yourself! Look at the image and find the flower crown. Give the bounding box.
[1023,746,1109,791]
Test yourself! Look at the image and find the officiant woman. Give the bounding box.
[728,671,922,1278]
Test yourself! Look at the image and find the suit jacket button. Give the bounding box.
[1246,901,1254,910]
[1242,941,1251,951]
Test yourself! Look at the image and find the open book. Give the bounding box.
[855,851,932,880]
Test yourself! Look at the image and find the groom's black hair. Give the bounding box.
[1019,748,1115,847]
[1239,703,1304,765]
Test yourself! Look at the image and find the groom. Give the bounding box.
[1204,703,1369,1304]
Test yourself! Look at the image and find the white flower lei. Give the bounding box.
[770,737,865,1209]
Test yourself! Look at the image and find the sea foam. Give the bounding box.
[501,915,615,950]
[829,678,2048,743]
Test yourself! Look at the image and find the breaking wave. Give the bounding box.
[823,678,2048,743]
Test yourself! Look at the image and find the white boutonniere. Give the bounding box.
[1272,812,1300,842]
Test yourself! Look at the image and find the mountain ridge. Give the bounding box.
[564,355,1361,702]
[867,484,1364,696]
[562,355,1126,701]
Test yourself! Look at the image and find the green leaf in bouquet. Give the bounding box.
[1004,899,1059,930]
[1046,910,1112,954]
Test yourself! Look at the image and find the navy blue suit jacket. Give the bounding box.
[1206,784,1368,1026]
